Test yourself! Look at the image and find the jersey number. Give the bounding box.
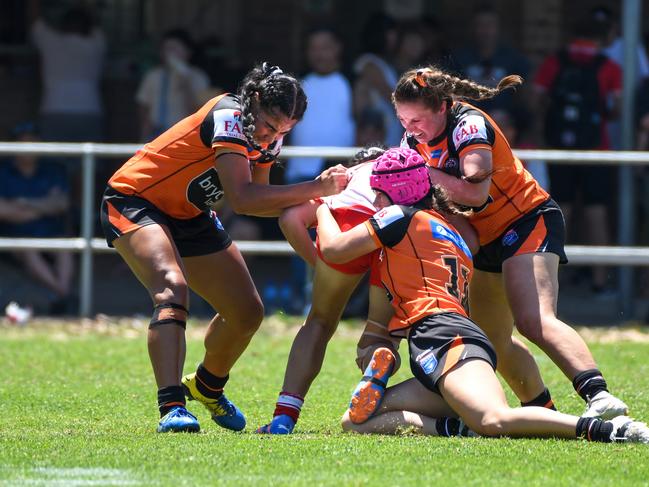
[442,256,470,312]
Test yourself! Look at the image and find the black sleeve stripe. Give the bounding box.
[214,151,248,161]
[212,136,249,147]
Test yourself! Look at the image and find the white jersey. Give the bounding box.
[322,162,376,215]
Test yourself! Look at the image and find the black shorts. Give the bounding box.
[474,198,568,273]
[549,164,615,206]
[100,186,232,257]
[408,312,497,394]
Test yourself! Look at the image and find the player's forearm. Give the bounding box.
[229,180,325,215]
[279,219,316,267]
[429,170,490,208]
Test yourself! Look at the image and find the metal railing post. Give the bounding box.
[618,0,642,319]
[80,145,96,317]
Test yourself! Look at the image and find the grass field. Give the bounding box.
[1,317,649,486]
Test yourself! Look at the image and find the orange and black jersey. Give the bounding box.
[401,101,549,246]
[109,93,282,219]
[364,204,473,336]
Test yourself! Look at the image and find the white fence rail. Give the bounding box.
[1,142,648,317]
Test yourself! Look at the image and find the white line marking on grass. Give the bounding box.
[6,467,141,486]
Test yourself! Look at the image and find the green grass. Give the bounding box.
[1,318,649,486]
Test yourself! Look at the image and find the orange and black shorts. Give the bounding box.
[408,312,497,393]
[474,198,568,273]
[100,186,231,257]
[315,207,382,287]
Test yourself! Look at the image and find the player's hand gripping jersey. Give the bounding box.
[365,204,473,336]
[321,162,376,216]
[109,93,281,219]
[401,102,549,245]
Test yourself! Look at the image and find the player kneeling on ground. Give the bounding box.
[317,147,649,443]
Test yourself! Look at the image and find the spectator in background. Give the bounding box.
[594,6,649,87]
[0,123,75,315]
[28,0,105,143]
[353,12,402,146]
[489,109,550,191]
[451,3,530,114]
[532,18,622,295]
[283,25,356,314]
[420,15,453,69]
[355,108,386,147]
[285,26,355,185]
[635,76,649,309]
[136,29,210,140]
[392,21,430,75]
[638,77,649,152]
[591,6,649,150]
[392,19,452,75]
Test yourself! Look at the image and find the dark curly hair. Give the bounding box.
[346,145,387,168]
[237,62,307,158]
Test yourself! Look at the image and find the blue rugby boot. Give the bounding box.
[157,406,200,433]
[182,372,246,431]
[256,414,296,434]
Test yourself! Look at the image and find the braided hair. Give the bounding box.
[427,185,471,216]
[392,66,522,112]
[237,62,307,158]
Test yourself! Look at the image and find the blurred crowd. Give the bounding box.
[1,2,649,317]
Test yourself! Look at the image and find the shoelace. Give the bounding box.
[167,407,197,421]
[209,396,235,416]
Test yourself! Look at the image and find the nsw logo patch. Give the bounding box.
[502,229,519,246]
[416,349,438,375]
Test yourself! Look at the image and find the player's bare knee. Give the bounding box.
[474,409,509,437]
[153,271,188,306]
[305,314,339,339]
[236,297,265,335]
[515,314,545,344]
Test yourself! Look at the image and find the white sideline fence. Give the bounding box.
[0,142,649,317]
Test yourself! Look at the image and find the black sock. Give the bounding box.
[435,417,471,437]
[521,388,557,410]
[195,363,228,399]
[158,385,186,417]
[573,369,608,402]
[576,417,613,443]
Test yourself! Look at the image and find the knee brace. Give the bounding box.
[355,319,402,374]
[149,302,188,329]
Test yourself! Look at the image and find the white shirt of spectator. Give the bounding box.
[286,72,355,182]
[31,19,106,114]
[136,65,209,130]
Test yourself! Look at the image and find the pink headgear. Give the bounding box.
[370,147,431,205]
